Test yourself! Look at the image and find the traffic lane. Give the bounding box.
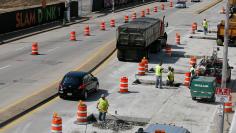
[0,28,116,108]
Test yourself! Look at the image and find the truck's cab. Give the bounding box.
[190,76,217,102]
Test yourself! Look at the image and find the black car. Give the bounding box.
[58,71,99,99]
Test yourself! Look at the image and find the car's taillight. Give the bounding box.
[79,84,85,89]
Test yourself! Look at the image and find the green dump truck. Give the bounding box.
[190,76,217,102]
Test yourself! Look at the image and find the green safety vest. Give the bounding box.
[190,67,195,76]
[98,98,109,112]
[155,65,162,76]
[203,21,208,28]
[167,71,174,81]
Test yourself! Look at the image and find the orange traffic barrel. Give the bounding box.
[77,101,87,124]
[170,1,173,7]
[70,31,76,41]
[31,42,39,55]
[155,130,165,133]
[84,25,90,36]
[141,57,148,72]
[138,62,145,75]
[146,8,150,15]
[224,102,233,113]
[189,56,197,66]
[141,10,145,17]
[165,46,172,56]
[191,23,195,34]
[124,15,129,23]
[176,33,180,45]
[100,21,106,30]
[120,77,129,93]
[110,19,115,27]
[51,112,62,133]
[220,6,225,14]
[132,12,136,20]
[154,6,158,12]
[161,4,165,10]
[184,72,191,87]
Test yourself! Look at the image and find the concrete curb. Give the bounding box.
[195,0,222,14]
[0,39,116,128]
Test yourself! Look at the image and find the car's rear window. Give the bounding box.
[62,76,82,85]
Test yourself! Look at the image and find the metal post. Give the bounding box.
[67,0,71,22]
[220,0,230,133]
[112,0,115,13]
[219,103,225,133]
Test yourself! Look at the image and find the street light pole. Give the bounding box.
[219,0,230,133]
[112,0,115,13]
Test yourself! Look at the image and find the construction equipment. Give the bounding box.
[190,76,217,102]
[217,4,236,46]
[116,17,167,61]
[196,47,233,84]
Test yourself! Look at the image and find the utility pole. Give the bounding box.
[219,0,230,133]
[112,0,115,13]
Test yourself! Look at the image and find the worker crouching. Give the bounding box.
[166,67,174,86]
[97,94,109,122]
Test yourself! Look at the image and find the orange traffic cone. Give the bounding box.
[141,57,148,72]
[70,31,76,41]
[31,42,38,55]
[176,33,180,45]
[154,6,158,12]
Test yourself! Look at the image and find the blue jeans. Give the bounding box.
[156,76,162,88]
[203,27,208,35]
[99,112,106,121]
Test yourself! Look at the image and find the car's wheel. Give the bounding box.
[82,91,88,100]
[94,84,99,92]
[59,95,65,99]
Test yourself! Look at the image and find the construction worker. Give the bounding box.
[190,63,196,77]
[202,19,208,35]
[97,94,109,121]
[155,61,164,89]
[166,67,174,86]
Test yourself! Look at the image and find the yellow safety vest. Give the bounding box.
[98,98,109,112]
[203,21,208,28]
[155,65,162,76]
[167,71,174,81]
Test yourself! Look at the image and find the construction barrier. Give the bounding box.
[141,57,148,72]
[176,33,180,45]
[141,10,145,17]
[132,12,137,20]
[31,42,39,55]
[161,4,165,10]
[77,101,87,124]
[110,19,115,27]
[146,8,150,15]
[191,23,195,34]
[120,77,129,93]
[189,56,197,66]
[225,95,233,113]
[220,6,225,14]
[154,6,158,12]
[170,1,173,7]
[100,21,106,30]
[165,46,172,56]
[84,25,90,36]
[70,31,76,41]
[138,62,145,75]
[51,113,62,133]
[184,72,191,87]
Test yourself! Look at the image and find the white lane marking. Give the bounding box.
[15,46,28,51]
[0,65,11,70]
[46,47,60,53]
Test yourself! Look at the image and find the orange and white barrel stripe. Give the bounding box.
[100,21,106,30]
[176,33,180,45]
[84,25,90,36]
[77,101,87,124]
[224,95,233,113]
[120,77,128,93]
[110,19,115,27]
[31,42,39,55]
[184,72,191,87]
[138,62,145,75]
[51,113,62,133]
